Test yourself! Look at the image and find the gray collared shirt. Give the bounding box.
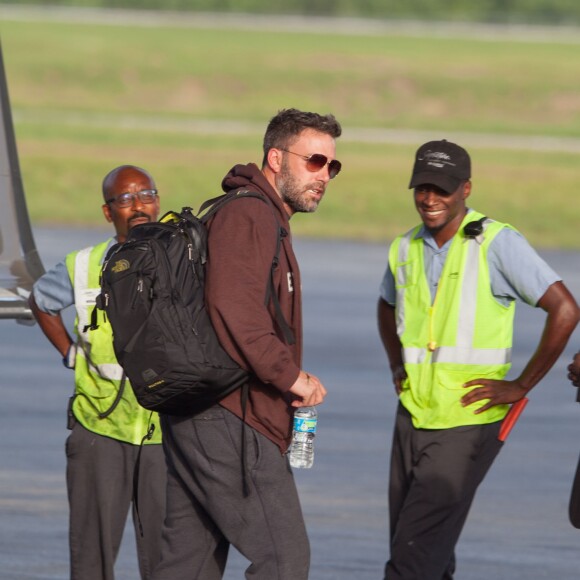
[379,217,560,308]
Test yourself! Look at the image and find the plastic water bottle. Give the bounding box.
[289,406,318,469]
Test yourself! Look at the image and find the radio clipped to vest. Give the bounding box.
[87,191,294,416]
[463,215,488,238]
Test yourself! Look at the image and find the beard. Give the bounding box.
[277,159,323,214]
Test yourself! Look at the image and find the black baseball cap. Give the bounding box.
[409,139,471,194]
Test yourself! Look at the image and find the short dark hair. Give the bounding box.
[262,108,342,166]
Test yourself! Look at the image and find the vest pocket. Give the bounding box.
[435,368,501,416]
[394,258,418,288]
[437,368,499,391]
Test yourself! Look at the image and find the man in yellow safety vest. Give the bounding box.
[29,165,165,580]
[377,140,580,579]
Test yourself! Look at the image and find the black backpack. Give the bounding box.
[88,190,294,416]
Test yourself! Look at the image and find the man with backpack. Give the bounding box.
[28,165,166,580]
[152,109,342,580]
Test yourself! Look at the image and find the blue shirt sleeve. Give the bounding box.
[488,228,561,307]
[32,239,115,315]
[32,260,74,315]
[379,243,396,305]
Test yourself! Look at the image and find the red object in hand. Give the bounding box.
[498,398,529,442]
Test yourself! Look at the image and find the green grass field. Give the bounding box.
[2,13,580,247]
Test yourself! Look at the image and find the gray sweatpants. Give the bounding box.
[66,422,166,580]
[385,404,503,580]
[152,405,310,580]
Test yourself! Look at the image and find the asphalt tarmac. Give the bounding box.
[1,227,579,580]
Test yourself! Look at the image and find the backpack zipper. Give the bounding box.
[131,277,144,310]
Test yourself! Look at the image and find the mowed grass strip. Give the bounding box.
[2,18,580,247]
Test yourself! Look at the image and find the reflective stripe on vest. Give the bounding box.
[66,242,162,445]
[396,229,511,367]
[434,228,512,364]
[73,246,124,381]
[390,211,515,428]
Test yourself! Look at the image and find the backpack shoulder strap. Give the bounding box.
[197,190,264,222]
[197,193,228,215]
[199,190,295,346]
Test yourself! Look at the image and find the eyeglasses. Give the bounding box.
[280,149,342,179]
[106,189,158,208]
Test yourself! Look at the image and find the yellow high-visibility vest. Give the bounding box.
[65,241,161,445]
[389,211,515,429]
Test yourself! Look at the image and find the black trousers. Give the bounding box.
[66,422,166,580]
[569,453,580,528]
[385,404,503,580]
[152,405,310,580]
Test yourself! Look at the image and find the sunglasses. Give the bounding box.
[106,189,158,208]
[281,149,342,179]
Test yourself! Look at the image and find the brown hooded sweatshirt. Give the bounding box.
[205,163,303,453]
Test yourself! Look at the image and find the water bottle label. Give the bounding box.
[293,416,317,433]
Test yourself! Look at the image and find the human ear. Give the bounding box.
[267,148,283,174]
[102,203,113,223]
[462,180,472,200]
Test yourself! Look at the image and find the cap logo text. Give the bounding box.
[419,150,457,169]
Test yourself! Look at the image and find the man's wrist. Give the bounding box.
[62,344,77,369]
